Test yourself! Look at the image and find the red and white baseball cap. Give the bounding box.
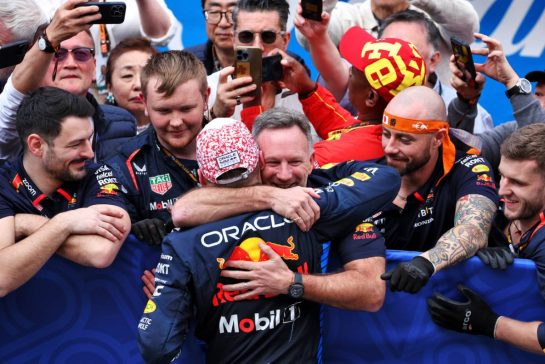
[339,26,427,101]
[197,118,259,185]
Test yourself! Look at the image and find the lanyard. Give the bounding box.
[158,144,199,185]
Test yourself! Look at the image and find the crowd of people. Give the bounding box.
[1,0,545,362]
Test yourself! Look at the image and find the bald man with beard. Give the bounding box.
[374,86,499,294]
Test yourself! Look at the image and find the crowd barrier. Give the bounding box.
[1,236,543,363]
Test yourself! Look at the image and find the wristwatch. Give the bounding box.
[505,78,531,98]
[288,272,304,299]
[38,29,58,53]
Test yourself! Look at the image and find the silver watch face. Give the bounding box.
[38,37,47,51]
[520,78,532,94]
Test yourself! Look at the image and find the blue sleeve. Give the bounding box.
[81,164,128,210]
[334,223,386,264]
[311,161,400,242]
[452,155,499,205]
[137,236,193,363]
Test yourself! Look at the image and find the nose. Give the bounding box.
[275,161,292,182]
[498,178,509,197]
[251,34,265,52]
[382,136,399,155]
[133,75,141,91]
[81,139,95,160]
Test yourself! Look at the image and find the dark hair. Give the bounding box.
[252,107,313,154]
[141,50,208,98]
[500,124,545,178]
[16,87,95,151]
[379,10,441,52]
[104,37,157,86]
[233,0,289,31]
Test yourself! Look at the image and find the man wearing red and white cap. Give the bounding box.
[138,117,400,363]
[241,25,427,166]
[373,85,499,294]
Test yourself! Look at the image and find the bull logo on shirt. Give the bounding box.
[217,236,299,269]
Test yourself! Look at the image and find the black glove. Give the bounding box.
[427,284,500,338]
[380,256,434,293]
[132,218,168,246]
[477,247,514,270]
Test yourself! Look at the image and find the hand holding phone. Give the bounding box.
[75,2,126,24]
[262,54,283,83]
[234,46,262,98]
[450,37,476,83]
[0,40,29,69]
[301,0,323,21]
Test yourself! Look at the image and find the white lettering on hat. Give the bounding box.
[217,151,241,169]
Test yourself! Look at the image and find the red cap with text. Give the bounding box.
[339,26,427,101]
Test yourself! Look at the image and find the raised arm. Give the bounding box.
[293,9,349,100]
[11,0,99,94]
[135,0,175,41]
[171,185,320,232]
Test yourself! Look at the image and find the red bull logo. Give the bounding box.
[99,183,119,196]
[355,223,374,233]
[477,174,492,182]
[217,236,299,269]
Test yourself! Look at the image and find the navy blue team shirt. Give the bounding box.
[0,157,126,219]
[137,161,400,364]
[373,151,499,252]
[107,127,199,223]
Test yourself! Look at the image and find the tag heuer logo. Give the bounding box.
[149,174,172,195]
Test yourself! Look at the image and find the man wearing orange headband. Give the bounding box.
[376,86,499,293]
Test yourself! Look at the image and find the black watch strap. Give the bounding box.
[288,272,304,299]
[38,29,58,53]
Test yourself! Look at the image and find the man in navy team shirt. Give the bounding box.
[138,117,399,363]
[0,87,130,297]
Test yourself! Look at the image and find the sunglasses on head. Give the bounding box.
[237,30,285,44]
[52,47,95,82]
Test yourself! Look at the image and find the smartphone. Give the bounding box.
[234,46,262,98]
[450,37,476,82]
[0,40,29,69]
[262,54,283,82]
[301,0,323,21]
[76,2,126,24]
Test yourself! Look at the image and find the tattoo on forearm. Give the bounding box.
[429,195,496,267]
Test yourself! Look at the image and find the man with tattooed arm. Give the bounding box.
[375,86,499,293]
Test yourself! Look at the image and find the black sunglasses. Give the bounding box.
[203,10,233,25]
[52,47,95,81]
[237,30,285,44]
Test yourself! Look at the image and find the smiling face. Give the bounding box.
[42,116,95,182]
[381,127,437,176]
[256,125,313,188]
[499,157,545,223]
[144,77,206,159]
[42,31,96,97]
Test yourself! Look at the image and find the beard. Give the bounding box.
[44,149,88,182]
[387,148,432,176]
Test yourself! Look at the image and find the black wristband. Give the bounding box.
[413,256,435,276]
[298,83,318,99]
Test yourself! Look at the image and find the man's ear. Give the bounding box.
[434,128,447,148]
[428,50,441,74]
[27,134,46,157]
[365,89,379,108]
[259,150,266,170]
